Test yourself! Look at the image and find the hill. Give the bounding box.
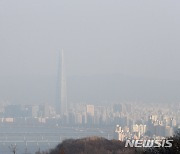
[44,136,135,154]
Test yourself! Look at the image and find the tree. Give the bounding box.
[144,129,180,154]
[9,144,17,154]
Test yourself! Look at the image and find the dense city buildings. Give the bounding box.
[0,101,179,141]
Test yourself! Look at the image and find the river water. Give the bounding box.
[0,126,113,154]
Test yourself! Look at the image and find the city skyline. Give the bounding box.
[0,0,180,153]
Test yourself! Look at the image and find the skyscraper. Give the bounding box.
[56,49,67,115]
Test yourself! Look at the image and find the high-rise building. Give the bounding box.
[86,105,94,116]
[56,49,67,115]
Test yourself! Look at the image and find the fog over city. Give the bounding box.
[1,1,180,153]
[0,0,180,104]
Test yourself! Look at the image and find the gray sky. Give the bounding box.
[0,0,180,104]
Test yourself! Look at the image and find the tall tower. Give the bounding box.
[56,49,67,115]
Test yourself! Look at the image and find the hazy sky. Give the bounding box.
[0,0,180,104]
